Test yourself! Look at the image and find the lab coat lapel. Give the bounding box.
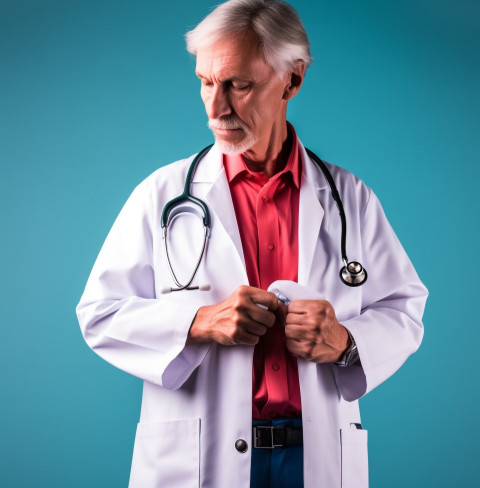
[190,142,328,285]
[298,142,327,285]
[191,144,247,270]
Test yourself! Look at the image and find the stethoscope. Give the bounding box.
[161,145,367,293]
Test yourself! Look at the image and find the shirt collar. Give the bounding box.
[223,122,301,189]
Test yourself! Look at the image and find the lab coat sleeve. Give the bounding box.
[76,179,210,389]
[332,190,428,401]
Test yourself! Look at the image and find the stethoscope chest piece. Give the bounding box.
[340,261,368,287]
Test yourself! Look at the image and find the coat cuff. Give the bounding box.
[330,361,367,402]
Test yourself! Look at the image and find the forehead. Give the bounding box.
[195,30,272,79]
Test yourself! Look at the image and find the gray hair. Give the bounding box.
[185,0,312,75]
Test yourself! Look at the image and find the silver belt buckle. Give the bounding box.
[253,426,282,449]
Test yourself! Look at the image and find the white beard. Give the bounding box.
[214,133,258,155]
[208,117,258,155]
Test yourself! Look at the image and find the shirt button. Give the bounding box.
[267,243,275,251]
[262,196,269,203]
[272,363,280,371]
[245,173,253,179]
[235,439,248,453]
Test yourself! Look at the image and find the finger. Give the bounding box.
[285,337,304,356]
[285,310,320,327]
[232,329,261,346]
[247,306,276,328]
[242,319,270,337]
[285,323,321,342]
[285,323,302,340]
[275,300,287,326]
[287,300,310,313]
[255,300,287,326]
[228,286,275,327]
[288,299,329,314]
[248,289,282,313]
[285,312,307,325]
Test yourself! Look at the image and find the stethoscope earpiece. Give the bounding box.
[340,261,368,287]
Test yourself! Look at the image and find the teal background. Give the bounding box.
[1,0,479,486]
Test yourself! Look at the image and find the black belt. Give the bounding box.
[253,425,303,449]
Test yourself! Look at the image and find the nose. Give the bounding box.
[204,85,231,120]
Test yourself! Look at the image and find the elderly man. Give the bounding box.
[77,1,427,487]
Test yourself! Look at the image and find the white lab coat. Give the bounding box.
[77,141,427,488]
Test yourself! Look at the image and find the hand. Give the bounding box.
[285,300,349,363]
[187,285,286,346]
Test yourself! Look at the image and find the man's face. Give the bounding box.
[195,29,291,156]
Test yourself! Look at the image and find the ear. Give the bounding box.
[283,61,306,101]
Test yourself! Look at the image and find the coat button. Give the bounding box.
[235,439,248,453]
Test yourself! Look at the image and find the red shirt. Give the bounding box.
[223,126,302,420]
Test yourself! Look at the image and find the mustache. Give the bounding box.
[208,116,246,131]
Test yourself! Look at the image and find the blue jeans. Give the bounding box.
[250,419,304,488]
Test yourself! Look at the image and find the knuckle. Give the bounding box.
[232,296,243,310]
[232,290,249,311]
[231,329,244,343]
[317,308,328,319]
[268,291,279,307]
[288,300,301,312]
[231,311,242,324]
[298,345,312,361]
[237,285,249,296]
[218,331,235,346]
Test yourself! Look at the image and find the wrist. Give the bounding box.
[334,328,359,367]
[186,306,212,345]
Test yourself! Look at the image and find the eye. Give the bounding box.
[231,82,250,92]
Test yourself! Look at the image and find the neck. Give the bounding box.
[242,123,293,178]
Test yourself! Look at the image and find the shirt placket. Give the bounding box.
[256,176,289,416]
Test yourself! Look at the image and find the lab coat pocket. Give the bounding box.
[129,418,200,488]
[340,426,368,488]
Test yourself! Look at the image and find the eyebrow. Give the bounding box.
[195,72,252,84]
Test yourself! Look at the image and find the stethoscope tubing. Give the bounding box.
[161,145,213,229]
[305,148,349,266]
[160,145,367,292]
[162,225,209,292]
